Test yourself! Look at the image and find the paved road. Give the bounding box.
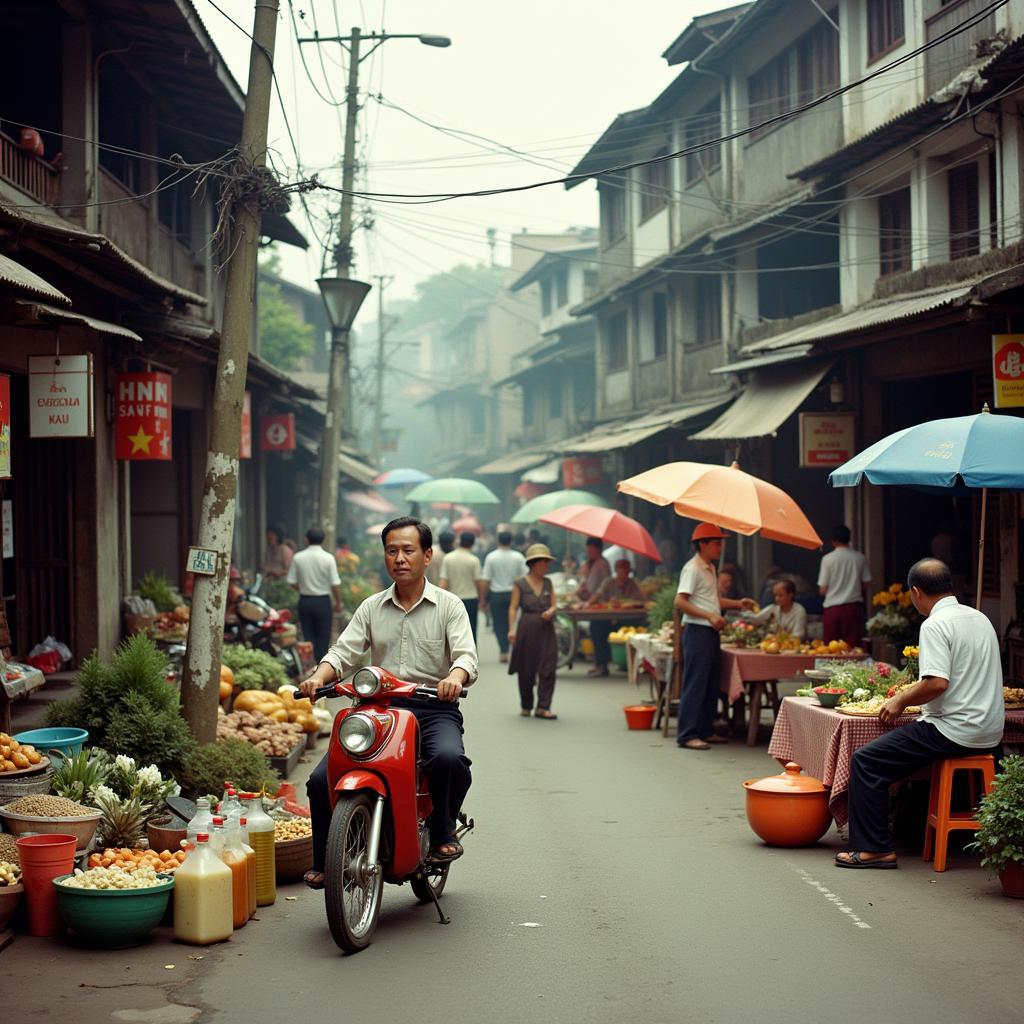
[8,630,1023,1023]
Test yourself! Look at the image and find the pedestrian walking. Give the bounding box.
[818,524,871,647]
[507,543,559,719]
[261,522,293,579]
[287,526,342,662]
[426,529,455,587]
[481,530,527,663]
[441,532,485,639]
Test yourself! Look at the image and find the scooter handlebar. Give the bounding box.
[309,681,468,702]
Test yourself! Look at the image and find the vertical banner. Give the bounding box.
[115,372,172,460]
[240,390,252,459]
[993,334,1024,408]
[259,413,296,452]
[562,456,602,489]
[0,375,10,479]
[29,354,94,438]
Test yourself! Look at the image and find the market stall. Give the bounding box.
[0,663,46,733]
[558,606,649,669]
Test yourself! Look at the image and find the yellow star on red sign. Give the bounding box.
[127,424,154,454]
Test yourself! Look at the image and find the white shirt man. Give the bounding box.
[287,527,343,664]
[818,526,871,647]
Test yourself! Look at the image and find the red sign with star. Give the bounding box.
[115,372,172,461]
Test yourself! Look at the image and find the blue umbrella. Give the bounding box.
[828,406,1024,607]
[373,468,433,488]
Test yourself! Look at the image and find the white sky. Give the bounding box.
[203,0,714,323]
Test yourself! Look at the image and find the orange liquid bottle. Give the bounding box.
[220,825,250,930]
[239,816,257,919]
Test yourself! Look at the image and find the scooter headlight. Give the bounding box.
[352,667,381,697]
[339,713,377,755]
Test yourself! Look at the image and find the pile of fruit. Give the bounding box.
[60,864,167,890]
[796,639,862,656]
[148,605,190,642]
[758,632,802,654]
[721,622,765,648]
[608,625,647,644]
[230,689,320,734]
[0,733,43,773]
[274,818,313,843]
[216,707,306,758]
[87,848,187,873]
[1004,686,1024,708]
[0,861,21,886]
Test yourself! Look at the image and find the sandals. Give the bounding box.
[429,839,464,863]
[534,709,558,720]
[303,869,325,889]
[678,739,711,750]
[834,851,897,869]
[520,709,532,717]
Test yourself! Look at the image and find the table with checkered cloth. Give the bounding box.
[719,649,867,704]
[768,697,1024,827]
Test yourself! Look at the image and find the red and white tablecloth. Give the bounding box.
[768,697,1024,826]
[718,649,867,705]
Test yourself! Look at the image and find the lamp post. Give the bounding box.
[317,275,371,540]
[299,28,450,536]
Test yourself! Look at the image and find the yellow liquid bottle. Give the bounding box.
[173,834,233,945]
[242,793,276,906]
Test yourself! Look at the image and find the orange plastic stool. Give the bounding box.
[922,755,996,872]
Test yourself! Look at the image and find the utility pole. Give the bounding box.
[181,0,279,744]
[371,273,392,466]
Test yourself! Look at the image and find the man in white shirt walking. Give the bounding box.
[818,524,871,648]
[836,559,1004,869]
[287,526,342,662]
[481,530,527,663]
[441,532,485,640]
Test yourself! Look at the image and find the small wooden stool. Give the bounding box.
[923,755,996,872]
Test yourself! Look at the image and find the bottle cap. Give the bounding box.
[212,816,224,825]
[196,833,209,843]
[227,788,237,796]
[240,818,247,826]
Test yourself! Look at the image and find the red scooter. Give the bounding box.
[311,667,474,954]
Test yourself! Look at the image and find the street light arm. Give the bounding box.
[297,32,451,61]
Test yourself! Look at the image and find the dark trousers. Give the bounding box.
[306,701,472,869]
[518,668,555,712]
[462,598,479,641]
[677,624,722,744]
[490,591,512,654]
[590,620,612,667]
[823,601,864,648]
[298,594,333,663]
[847,720,1001,854]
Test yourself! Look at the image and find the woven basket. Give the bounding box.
[0,767,54,807]
[274,835,313,883]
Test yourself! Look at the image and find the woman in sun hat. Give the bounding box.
[507,543,559,719]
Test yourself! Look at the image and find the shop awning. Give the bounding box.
[690,360,832,441]
[0,255,70,305]
[338,450,378,486]
[522,459,562,484]
[20,301,143,342]
[475,446,553,475]
[561,397,731,453]
[709,344,813,375]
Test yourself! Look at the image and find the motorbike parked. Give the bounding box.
[311,666,474,954]
[226,575,306,679]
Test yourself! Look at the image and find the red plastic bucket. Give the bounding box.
[17,833,77,936]
[623,705,656,730]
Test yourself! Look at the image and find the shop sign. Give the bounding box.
[1,500,11,559]
[28,354,94,438]
[259,413,296,452]
[562,456,602,488]
[992,334,1024,408]
[185,547,218,576]
[115,372,172,461]
[240,391,252,459]
[799,412,856,468]
[0,375,10,479]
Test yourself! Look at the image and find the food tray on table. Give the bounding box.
[1004,704,1024,710]
[0,755,50,778]
[0,763,55,806]
[268,737,305,779]
[837,705,921,717]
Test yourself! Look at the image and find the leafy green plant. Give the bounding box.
[260,576,298,614]
[646,583,677,631]
[104,692,196,778]
[179,739,279,800]
[220,645,288,691]
[50,749,111,804]
[968,755,1024,874]
[137,572,181,613]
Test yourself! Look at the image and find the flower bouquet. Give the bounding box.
[866,583,921,644]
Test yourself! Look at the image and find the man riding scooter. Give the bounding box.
[299,516,477,888]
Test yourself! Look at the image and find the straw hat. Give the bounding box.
[524,543,554,564]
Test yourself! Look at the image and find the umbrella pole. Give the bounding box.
[975,487,988,610]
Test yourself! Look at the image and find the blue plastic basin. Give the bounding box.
[12,728,89,759]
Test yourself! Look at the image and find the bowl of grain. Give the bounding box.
[0,795,101,850]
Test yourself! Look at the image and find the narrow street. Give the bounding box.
[5,630,1022,1024]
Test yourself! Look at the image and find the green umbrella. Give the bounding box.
[511,489,610,523]
[405,477,501,505]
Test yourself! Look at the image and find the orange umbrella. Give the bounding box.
[618,462,822,550]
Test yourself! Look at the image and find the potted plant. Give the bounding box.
[969,755,1024,897]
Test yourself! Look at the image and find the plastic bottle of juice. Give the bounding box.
[209,815,227,856]
[185,798,213,851]
[239,817,257,919]
[220,781,236,811]
[221,788,242,821]
[242,793,276,906]
[173,834,233,945]
[220,824,250,930]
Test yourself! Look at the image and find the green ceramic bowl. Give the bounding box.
[52,873,174,947]
[814,690,845,709]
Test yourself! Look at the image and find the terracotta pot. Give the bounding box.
[146,816,187,853]
[743,762,832,847]
[997,860,1024,898]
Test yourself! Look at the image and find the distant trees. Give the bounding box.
[257,249,315,371]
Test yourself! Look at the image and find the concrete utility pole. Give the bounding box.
[181,0,279,744]
[371,273,393,466]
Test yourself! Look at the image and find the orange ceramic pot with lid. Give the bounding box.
[743,762,832,847]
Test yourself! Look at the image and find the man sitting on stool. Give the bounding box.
[835,558,1004,868]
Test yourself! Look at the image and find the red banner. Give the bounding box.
[0,375,10,479]
[240,391,252,459]
[115,372,172,461]
[562,456,602,489]
[259,413,296,452]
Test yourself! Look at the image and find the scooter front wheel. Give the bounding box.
[325,793,383,953]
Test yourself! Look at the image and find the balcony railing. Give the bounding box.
[925,0,996,95]
[0,130,59,206]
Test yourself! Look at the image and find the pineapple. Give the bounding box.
[92,792,151,849]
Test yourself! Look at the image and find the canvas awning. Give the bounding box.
[338,451,378,486]
[522,459,562,484]
[475,446,554,476]
[561,397,731,453]
[690,360,832,441]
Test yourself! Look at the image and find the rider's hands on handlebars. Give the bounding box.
[435,674,464,702]
[299,665,335,700]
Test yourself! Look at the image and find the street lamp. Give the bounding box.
[317,276,372,540]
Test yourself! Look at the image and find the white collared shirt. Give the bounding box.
[918,595,1003,748]
[677,554,720,628]
[286,544,341,597]
[817,546,871,607]
[321,579,478,687]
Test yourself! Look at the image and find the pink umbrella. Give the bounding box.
[538,504,661,561]
[451,514,483,535]
[344,490,398,515]
[514,481,547,501]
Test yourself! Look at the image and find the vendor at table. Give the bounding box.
[582,559,640,678]
[675,523,756,750]
[835,558,1004,869]
[742,579,807,638]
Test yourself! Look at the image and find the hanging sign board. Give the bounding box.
[185,547,218,576]
[0,375,10,479]
[799,412,856,467]
[992,334,1024,408]
[259,413,296,452]
[562,456,602,489]
[29,354,94,438]
[1,500,12,559]
[240,391,252,459]
[115,372,172,460]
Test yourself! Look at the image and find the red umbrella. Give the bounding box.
[451,514,483,536]
[538,504,661,561]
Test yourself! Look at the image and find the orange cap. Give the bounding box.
[691,522,728,542]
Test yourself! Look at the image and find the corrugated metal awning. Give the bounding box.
[23,302,143,342]
[560,397,731,453]
[690,360,832,441]
[475,446,553,475]
[709,345,813,375]
[0,254,70,305]
[338,451,378,486]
